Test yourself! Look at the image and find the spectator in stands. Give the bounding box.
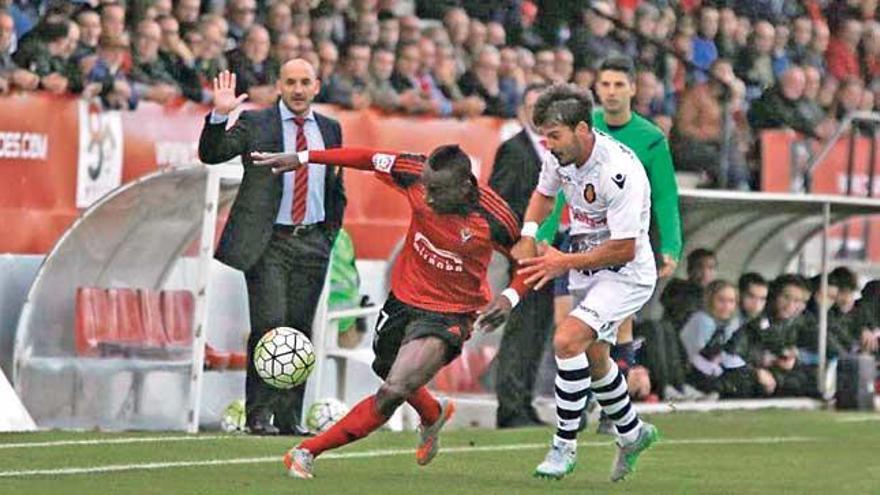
[734,20,775,101]
[377,10,398,50]
[226,0,257,47]
[661,248,718,332]
[771,23,791,77]
[291,13,311,42]
[568,0,623,71]
[14,21,78,95]
[323,42,371,110]
[274,32,300,65]
[788,16,813,66]
[174,0,201,32]
[398,14,421,44]
[681,279,759,398]
[853,279,880,354]
[738,274,814,397]
[316,40,338,82]
[0,10,38,93]
[157,15,209,103]
[458,45,516,117]
[533,48,556,83]
[227,25,278,104]
[516,46,540,84]
[826,17,862,81]
[499,46,524,95]
[554,47,574,83]
[195,19,229,83]
[633,68,672,134]
[73,8,101,63]
[715,7,739,59]
[738,272,769,322]
[748,66,829,140]
[466,19,487,58]
[266,1,293,43]
[802,19,830,71]
[828,267,861,348]
[130,19,182,104]
[692,6,719,83]
[368,46,409,112]
[797,274,852,364]
[831,76,866,121]
[486,21,505,47]
[798,64,830,127]
[100,3,126,40]
[84,33,136,110]
[353,11,380,46]
[671,58,748,187]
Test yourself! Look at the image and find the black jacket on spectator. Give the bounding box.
[159,50,206,103]
[227,49,279,94]
[748,85,818,138]
[489,129,541,219]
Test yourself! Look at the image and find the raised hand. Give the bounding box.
[518,242,570,290]
[252,151,304,175]
[213,70,248,115]
[474,295,513,333]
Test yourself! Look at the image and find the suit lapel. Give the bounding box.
[516,130,541,171]
[267,103,283,152]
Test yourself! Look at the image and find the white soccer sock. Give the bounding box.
[591,360,643,445]
[554,354,590,445]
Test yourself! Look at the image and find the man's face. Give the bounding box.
[78,12,101,47]
[379,18,399,48]
[0,15,14,51]
[136,22,161,61]
[102,5,126,37]
[396,45,419,77]
[539,122,587,166]
[160,18,181,52]
[347,46,371,78]
[230,0,256,30]
[275,34,300,63]
[741,283,768,318]
[421,164,474,215]
[371,50,394,80]
[774,285,808,321]
[835,288,857,312]
[711,286,738,321]
[277,60,320,115]
[535,50,555,80]
[201,24,225,59]
[596,69,635,115]
[318,44,338,79]
[176,0,201,24]
[243,28,270,64]
[519,88,540,131]
[690,256,717,287]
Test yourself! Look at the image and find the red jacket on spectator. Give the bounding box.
[825,37,860,81]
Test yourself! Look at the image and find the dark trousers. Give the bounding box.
[495,282,555,426]
[244,226,332,430]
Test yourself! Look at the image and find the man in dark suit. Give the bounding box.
[489,84,554,428]
[198,60,345,436]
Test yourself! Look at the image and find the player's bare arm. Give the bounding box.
[518,238,636,289]
[512,190,555,259]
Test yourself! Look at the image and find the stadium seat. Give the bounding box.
[138,289,168,347]
[108,288,146,345]
[74,287,113,356]
[161,290,194,346]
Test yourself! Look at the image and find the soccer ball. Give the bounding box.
[306,398,349,433]
[253,327,316,389]
[220,399,246,432]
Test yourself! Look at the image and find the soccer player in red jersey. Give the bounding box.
[253,144,529,479]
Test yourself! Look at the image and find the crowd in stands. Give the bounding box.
[637,248,880,402]
[4,0,880,189]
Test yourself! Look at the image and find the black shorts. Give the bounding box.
[371,292,475,379]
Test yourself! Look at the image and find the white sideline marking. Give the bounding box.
[0,435,232,450]
[835,415,880,423]
[0,436,815,478]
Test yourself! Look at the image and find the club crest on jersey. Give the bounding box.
[584,183,596,203]
[459,227,474,243]
[371,153,395,173]
[612,173,626,189]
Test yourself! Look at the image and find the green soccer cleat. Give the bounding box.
[533,440,577,480]
[610,422,660,482]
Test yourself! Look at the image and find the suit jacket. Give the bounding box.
[488,129,541,220]
[198,103,345,272]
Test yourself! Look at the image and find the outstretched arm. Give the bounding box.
[252,148,401,174]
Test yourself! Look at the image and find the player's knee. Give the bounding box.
[553,320,590,358]
[375,381,407,415]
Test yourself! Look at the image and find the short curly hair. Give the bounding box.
[532,83,594,129]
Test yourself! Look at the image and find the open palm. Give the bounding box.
[213,70,248,115]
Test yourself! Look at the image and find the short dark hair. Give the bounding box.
[686,248,716,271]
[828,266,858,291]
[769,273,810,304]
[598,55,635,81]
[739,272,767,294]
[427,144,471,175]
[533,83,594,129]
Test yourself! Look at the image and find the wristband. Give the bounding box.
[520,221,538,238]
[297,150,309,164]
[501,288,521,308]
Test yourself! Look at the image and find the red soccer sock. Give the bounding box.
[407,386,441,426]
[299,395,388,457]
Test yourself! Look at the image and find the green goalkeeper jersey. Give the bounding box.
[591,109,683,261]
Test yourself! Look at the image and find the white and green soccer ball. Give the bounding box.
[253,327,316,389]
[220,399,246,432]
[306,398,349,433]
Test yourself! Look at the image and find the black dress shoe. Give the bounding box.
[278,424,314,437]
[247,420,280,436]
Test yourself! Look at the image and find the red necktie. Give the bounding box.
[291,116,309,224]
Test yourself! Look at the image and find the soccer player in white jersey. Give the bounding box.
[513,84,660,482]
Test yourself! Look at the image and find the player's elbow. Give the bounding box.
[616,239,636,263]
